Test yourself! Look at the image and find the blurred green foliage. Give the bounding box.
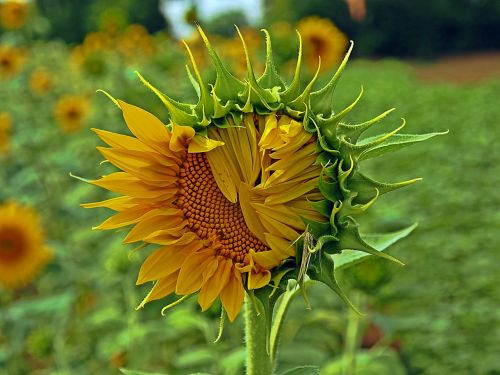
[265,0,500,58]
[1,2,499,374]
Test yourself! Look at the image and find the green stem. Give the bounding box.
[343,292,364,375]
[245,296,274,375]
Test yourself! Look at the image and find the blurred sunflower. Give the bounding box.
[0,44,25,79]
[0,202,52,289]
[0,112,11,154]
[297,16,348,71]
[54,95,90,133]
[218,27,262,77]
[0,0,29,30]
[117,24,156,60]
[29,68,52,95]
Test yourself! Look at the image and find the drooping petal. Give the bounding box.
[220,267,245,322]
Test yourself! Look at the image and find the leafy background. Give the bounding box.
[1,1,499,374]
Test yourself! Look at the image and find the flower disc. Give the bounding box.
[0,202,52,289]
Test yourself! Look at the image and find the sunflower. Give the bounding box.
[0,202,52,289]
[29,68,52,95]
[54,95,90,133]
[0,44,25,79]
[0,1,29,30]
[0,112,11,155]
[297,16,348,71]
[117,24,156,59]
[84,27,441,321]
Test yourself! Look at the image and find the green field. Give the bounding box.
[1,33,499,375]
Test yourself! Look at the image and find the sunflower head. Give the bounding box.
[0,111,11,155]
[83,26,444,321]
[29,68,52,95]
[297,16,348,71]
[0,44,26,80]
[54,95,90,133]
[0,1,29,30]
[0,202,52,289]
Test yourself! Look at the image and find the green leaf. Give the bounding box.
[280,365,321,375]
[333,223,418,270]
[2,292,74,321]
[119,369,169,375]
[359,131,448,161]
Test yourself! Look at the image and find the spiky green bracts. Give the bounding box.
[135,26,445,309]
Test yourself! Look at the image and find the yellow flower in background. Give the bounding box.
[297,16,348,71]
[54,95,90,133]
[0,112,11,155]
[117,24,156,59]
[0,202,52,289]
[0,44,25,79]
[218,27,263,77]
[0,1,29,30]
[84,102,323,321]
[29,68,52,95]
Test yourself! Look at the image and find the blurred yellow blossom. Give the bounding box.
[0,112,11,155]
[0,1,29,29]
[0,202,52,289]
[29,68,52,95]
[297,16,348,71]
[54,95,90,133]
[0,44,26,79]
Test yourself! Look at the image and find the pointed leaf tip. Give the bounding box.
[310,40,354,116]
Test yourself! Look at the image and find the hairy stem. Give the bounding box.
[245,296,274,375]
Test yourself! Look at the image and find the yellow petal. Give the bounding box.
[248,269,271,290]
[118,100,171,154]
[206,144,239,203]
[176,249,214,295]
[137,241,202,284]
[238,182,268,245]
[94,205,153,230]
[92,128,154,153]
[198,257,232,311]
[170,124,195,152]
[81,196,135,211]
[220,268,245,322]
[252,249,284,269]
[188,135,224,153]
[137,271,179,308]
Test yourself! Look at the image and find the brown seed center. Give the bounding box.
[175,153,268,263]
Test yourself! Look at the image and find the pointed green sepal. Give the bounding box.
[348,172,422,203]
[309,199,333,218]
[338,108,396,142]
[258,29,285,91]
[185,65,201,98]
[302,217,331,238]
[135,71,199,126]
[318,170,342,202]
[182,40,214,118]
[287,57,321,111]
[335,217,405,265]
[358,130,449,161]
[340,118,407,160]
[196,25,245,103]
[280,31,303,103]
[333,223,418,270]
[236,26,279,108]
[307,252,361,315]
[309,41,354,117]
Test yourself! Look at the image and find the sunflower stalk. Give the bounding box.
[245,296,275,375]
